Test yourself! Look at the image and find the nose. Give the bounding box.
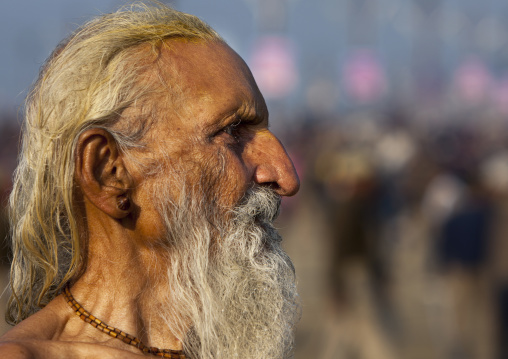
[247,130,300,196]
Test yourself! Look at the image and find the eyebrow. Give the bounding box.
[205,102,267,133]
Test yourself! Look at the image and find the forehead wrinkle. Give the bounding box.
[153,40,268,136]
[237,101,266,123]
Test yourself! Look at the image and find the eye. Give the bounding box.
[223,119,242,138]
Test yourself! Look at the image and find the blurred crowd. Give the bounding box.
[0,114,18,262]
[274,102,508,359]
[0,113,20,335]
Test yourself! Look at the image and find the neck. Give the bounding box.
[71,228,183,352]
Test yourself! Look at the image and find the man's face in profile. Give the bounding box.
[128,39,299,241]
[120,40,300,358]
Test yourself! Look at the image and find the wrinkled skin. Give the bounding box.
[0,40,299,359]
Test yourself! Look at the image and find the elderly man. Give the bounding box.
[0,3,300,358]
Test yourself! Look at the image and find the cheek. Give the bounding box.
[199,148,252,208]
[131,180,167,242]
[131,144,254,237]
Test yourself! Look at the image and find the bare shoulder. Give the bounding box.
[0,323,51,359]
[0,296,67,358]
[0,339,148,359]
[2,293,74,341]
[0,305,64,342]
[0,313,53,359]
[0,341,35,359]
[0,296,147,358]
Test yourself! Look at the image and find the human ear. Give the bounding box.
[75,128,133,219]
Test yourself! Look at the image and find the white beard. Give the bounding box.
[151,181,300,359]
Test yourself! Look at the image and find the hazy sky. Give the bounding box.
[0,0,258,113]
[3,0,504,121]
[1,1,116,110]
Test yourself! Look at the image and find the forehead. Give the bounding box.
[157,39,268,127]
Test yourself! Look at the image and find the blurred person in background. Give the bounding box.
[0,3,301,358]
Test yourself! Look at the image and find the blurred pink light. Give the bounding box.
[249,36,298,99]
[492,75,508,115]
[453,56,492,103]
[342,49,387,103]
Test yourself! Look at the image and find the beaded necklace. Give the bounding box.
[63,285,187,358]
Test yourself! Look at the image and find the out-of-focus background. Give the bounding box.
[2,0,508,358]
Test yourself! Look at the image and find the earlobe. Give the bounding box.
[116,194,131,211]
[75,128,134,219]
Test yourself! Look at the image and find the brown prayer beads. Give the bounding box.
[63,285,187,359]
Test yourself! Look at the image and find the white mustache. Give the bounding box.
[234,186,282,225]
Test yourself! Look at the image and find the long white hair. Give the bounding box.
[7,1,222,325]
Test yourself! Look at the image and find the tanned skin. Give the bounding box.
[0,40,299,359]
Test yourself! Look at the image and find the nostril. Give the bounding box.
[267,182,281,192]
